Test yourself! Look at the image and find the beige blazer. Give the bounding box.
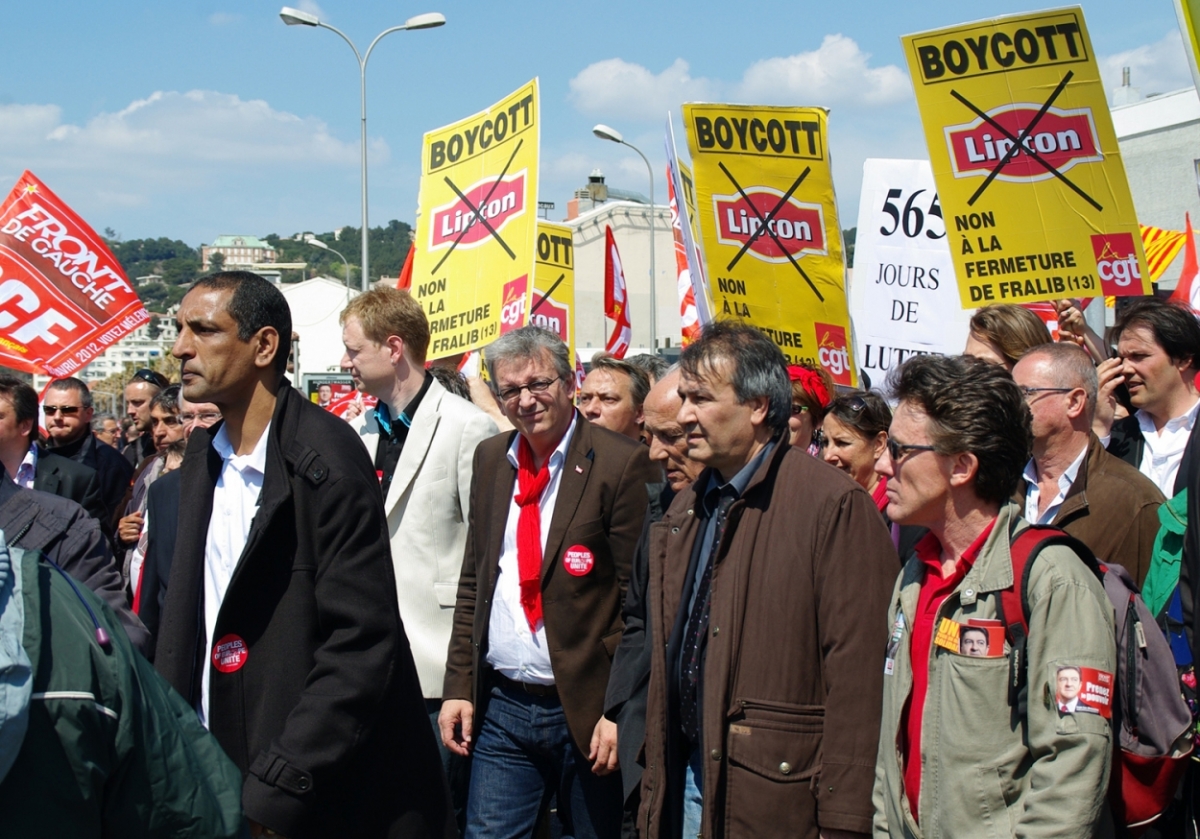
[350,377,498,697]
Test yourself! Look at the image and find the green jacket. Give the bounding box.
[872,504,1116,839]
[0,545,246,838]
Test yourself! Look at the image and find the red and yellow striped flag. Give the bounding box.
[1140,223,1188,282]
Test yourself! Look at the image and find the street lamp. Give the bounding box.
[296,233,352,290]
[280,7,445,291]
[593,123,657,352]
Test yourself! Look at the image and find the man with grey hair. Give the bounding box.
[91,413,122,449]
[1013,341,1164,586]
[44,378,134,527]
[441,325,659,839]
[625,353,670,386]
[579,353,650,441]
[639,321,896,839]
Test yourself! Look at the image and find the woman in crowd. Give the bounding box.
[964,303,1052,370]
[787,363,833,455]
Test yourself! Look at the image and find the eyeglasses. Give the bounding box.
[179,412,222,424]
[844,395,867,412]
[130,368,170,389]
[886,437,937,462]
[497,376,560,404]
[791,404,810,416]
[43,405,82,415]
[1018,386,1074,400]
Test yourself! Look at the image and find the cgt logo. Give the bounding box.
[499,275,528,334]
[429,172,526,250]
[945,104,1101,182]
[815,322,853,386]
[713,188,826,263]
[1091,233,1142,296]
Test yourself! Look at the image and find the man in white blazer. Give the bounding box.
[340,286,497,829]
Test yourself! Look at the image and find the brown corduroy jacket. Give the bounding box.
[639,441,898,839]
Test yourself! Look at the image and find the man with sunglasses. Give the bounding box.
[123,368,169,467]
[440,325,658,839]
[44,377,135,528]
[1012,343,1164,586]
[872,354,1115,838]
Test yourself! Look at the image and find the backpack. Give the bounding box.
[999,524,1194,834]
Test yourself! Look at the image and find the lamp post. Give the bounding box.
[280,7,445,291]
[593,124,657,352]
[296,234,352,292]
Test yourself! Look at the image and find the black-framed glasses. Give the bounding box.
[886,437,937,462]
[498,376,560,404]
[130,368,170,389]
[43,405,82,415]
[791,403,810,416]
[1018,386,1074,400]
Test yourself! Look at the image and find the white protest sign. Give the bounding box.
[850,159,972,390]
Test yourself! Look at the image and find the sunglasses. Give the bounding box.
[131,368,170,388]
[886,437,937,462]
[43,405,82,415]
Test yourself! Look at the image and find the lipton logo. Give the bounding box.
[713,188,826,263]
[1091,232,1142,295]
[429,171,526,250]
[529,297,569,343]
[815,322,852,386]
[500,275,528,334]
[945,104,1101,182]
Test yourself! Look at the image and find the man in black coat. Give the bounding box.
[42,377,135,526]
[155,271,453,839]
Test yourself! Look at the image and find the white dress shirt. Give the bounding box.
[1022,446,1088,525]
[13,445,36,489]
[200,421,270,727]
[486,416,577,686]
[1137,399,1200,496]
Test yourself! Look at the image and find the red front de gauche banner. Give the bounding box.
[0,171,147,377]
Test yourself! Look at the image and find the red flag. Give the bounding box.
[603,226,632,358]
[397,243,415,290]
[667,164,701,347]
[1169,214,1199,313]
[0,171,148,377]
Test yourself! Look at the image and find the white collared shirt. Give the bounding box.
[1137,399,1200,496]
[485,416,577,685]
[1023,445,1088,525]
[200,421,270,728]
[13,445,37,490]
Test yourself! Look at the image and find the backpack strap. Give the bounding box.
[999,524,1102,708]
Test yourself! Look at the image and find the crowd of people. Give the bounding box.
[3,270,1200,839]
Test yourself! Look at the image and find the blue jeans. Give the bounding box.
[464,682,622,839]
[682,746,703,839]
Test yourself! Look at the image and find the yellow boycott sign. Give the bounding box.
[531,222,575,361]
[683,104,855,385]
[413,79,539,360]
[903,7,1150,307]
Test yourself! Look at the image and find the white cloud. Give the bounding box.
[1100,29,1193,100]
[208,12,241,26]
[568,36,909,122]
[568,58,715,120]
[736,35,910,106]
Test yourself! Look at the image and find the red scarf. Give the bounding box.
[871,476,889,513]
[514,437,552,630]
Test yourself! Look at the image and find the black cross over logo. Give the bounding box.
[949,71,1102,212]
[431,138,524,275]
[717,162,824,302]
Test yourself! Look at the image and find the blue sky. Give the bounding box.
[1,1,1191,249]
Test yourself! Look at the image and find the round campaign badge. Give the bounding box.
[563,545,595,576]
[212,634,249,674]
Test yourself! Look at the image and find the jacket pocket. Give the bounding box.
[724,700,822,838]
[976,765,1016,839]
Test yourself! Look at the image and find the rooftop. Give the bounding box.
[209,235,273,249]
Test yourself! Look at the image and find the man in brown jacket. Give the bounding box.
[639,322,897,839]
[1013,342,1164,585]
[440,326,659,839]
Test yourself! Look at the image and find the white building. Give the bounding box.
[279,277,358,388]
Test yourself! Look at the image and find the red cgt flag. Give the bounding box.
[1169,214,1199,314]
[0,171,148,377]
[397,243,415,291]
[603,226,632,358]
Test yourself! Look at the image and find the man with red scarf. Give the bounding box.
[440,326,659,839]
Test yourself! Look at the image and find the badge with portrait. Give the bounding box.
[1051,663,1114,718]
[934,617,1005,658]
